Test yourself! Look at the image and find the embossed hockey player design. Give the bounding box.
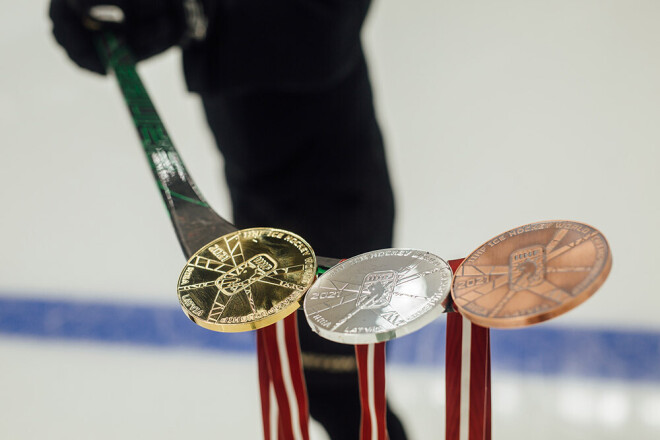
[509,246,545,291]
[331,268,409,331]
[217,254,277,296]
[451,221,612,328]
[210,253,278,318]
[356,270,398,309]
[304,249,452,344]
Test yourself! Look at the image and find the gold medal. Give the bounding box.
[177,228,317,332]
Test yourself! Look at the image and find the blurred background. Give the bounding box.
[1,0,659,438]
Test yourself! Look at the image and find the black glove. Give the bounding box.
[49,0,205,74]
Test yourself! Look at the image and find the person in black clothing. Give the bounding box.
[50,1,404,438]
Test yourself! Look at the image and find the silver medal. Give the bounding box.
[303,249,452,344]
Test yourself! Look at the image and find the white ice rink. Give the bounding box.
[2,1,660,439]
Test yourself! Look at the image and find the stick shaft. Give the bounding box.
[95,32,237,258]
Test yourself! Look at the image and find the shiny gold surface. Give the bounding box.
[177,228,317,332]
[451,220,611,328]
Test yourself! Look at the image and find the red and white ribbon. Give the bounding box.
[257,312,310,440]
[446,258,492,440]
[355,342,388,440]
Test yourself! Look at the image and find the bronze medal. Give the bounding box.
[451,220,611,328]
[177,228,317,332]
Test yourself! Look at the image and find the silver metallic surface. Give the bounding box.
[303,249,452,344]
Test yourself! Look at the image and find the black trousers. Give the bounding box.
[201,53,405,440]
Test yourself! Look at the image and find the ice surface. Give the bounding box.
[2,1,660,439]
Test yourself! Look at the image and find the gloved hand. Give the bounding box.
[49,0,206,74]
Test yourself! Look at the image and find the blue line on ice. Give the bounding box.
[1,295,658,382]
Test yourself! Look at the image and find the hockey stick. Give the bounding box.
[94,32,235,257]
[94,32,341,268]
[93,31,340,440]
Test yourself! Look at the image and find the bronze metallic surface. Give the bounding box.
[451,220,611,328]
[177,228,317,332]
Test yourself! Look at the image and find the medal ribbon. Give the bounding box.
[356,342,388,440]
[257,263,337,439]
[326,260,389,440]
[257,313,310,440]
[257,329,273,439]
[446,258,492,440]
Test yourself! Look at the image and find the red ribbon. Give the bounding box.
[356,342,389,440]
[254,257,493,440]
[257,312,310,440]
[446,258,492,440]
